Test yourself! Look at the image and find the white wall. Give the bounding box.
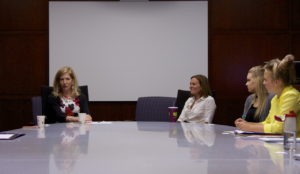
[49,1,208,101]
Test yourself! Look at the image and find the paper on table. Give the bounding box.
[259,137,300,142]
[0,133,25,140]
[0,134,14,139]
[89,121,112,125]
[222,131,235,135]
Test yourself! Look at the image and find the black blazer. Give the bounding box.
[47,94,90,123]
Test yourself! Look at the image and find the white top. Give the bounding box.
[177,96,216,123]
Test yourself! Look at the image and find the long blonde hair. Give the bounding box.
[248,66,269,118]
[52,66,80,98]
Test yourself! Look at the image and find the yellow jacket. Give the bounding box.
[262,86,300,135]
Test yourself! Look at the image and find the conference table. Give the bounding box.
[1,122,300,174]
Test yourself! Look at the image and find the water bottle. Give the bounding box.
[284,111,297,150]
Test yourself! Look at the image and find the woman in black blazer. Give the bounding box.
[48,66,92,123]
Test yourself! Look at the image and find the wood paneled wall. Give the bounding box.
[209,0,300,125]
[0,0,49,131]
[0,0,299,131]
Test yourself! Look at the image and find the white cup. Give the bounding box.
[78,113,86,124]
[37,115,46,128]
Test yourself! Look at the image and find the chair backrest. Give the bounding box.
[41,85,89,118]
[135,96,176,122]
[175,90,191,117]
[31,96,42,125]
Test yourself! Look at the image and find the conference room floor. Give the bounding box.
[1,122,300,174]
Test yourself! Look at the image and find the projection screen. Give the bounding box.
[49,1,208,101]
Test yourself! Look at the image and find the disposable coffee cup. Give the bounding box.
[168,107,178,122]
[78,113,86,124]
[37,115,46,128]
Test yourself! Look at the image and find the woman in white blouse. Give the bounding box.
[177,74,216,123]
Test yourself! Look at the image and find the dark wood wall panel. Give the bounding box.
[0,0,48,30]
[210,34,289,96]
[212,97,245,125]
[210,0,288,31]
[0,0,48,130]
[0,32,48,130]
[0,32,48,95]
[0,100,23,131]
[89,102,136,121]
[0,98,31,131]
[292,0,300,30]
[292,35,300,58]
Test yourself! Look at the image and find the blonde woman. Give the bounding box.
[236,54,300,134]
[237,66,274,123]
[48,66,92,123]
[177,74,216,123]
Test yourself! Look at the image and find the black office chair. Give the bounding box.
[135,96,176,122]
[174,90,191,117]
[41,85,89,123]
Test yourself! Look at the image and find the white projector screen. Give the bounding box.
[49,1,208,101]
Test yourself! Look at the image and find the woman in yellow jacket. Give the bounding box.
[235,54,300,135]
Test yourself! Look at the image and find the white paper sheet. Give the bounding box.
[0,134,14,139]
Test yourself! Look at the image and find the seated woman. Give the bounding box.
[48,66,92,123]
[177,74,216,123]
[235,54,300,134]
[236,66,274,123]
